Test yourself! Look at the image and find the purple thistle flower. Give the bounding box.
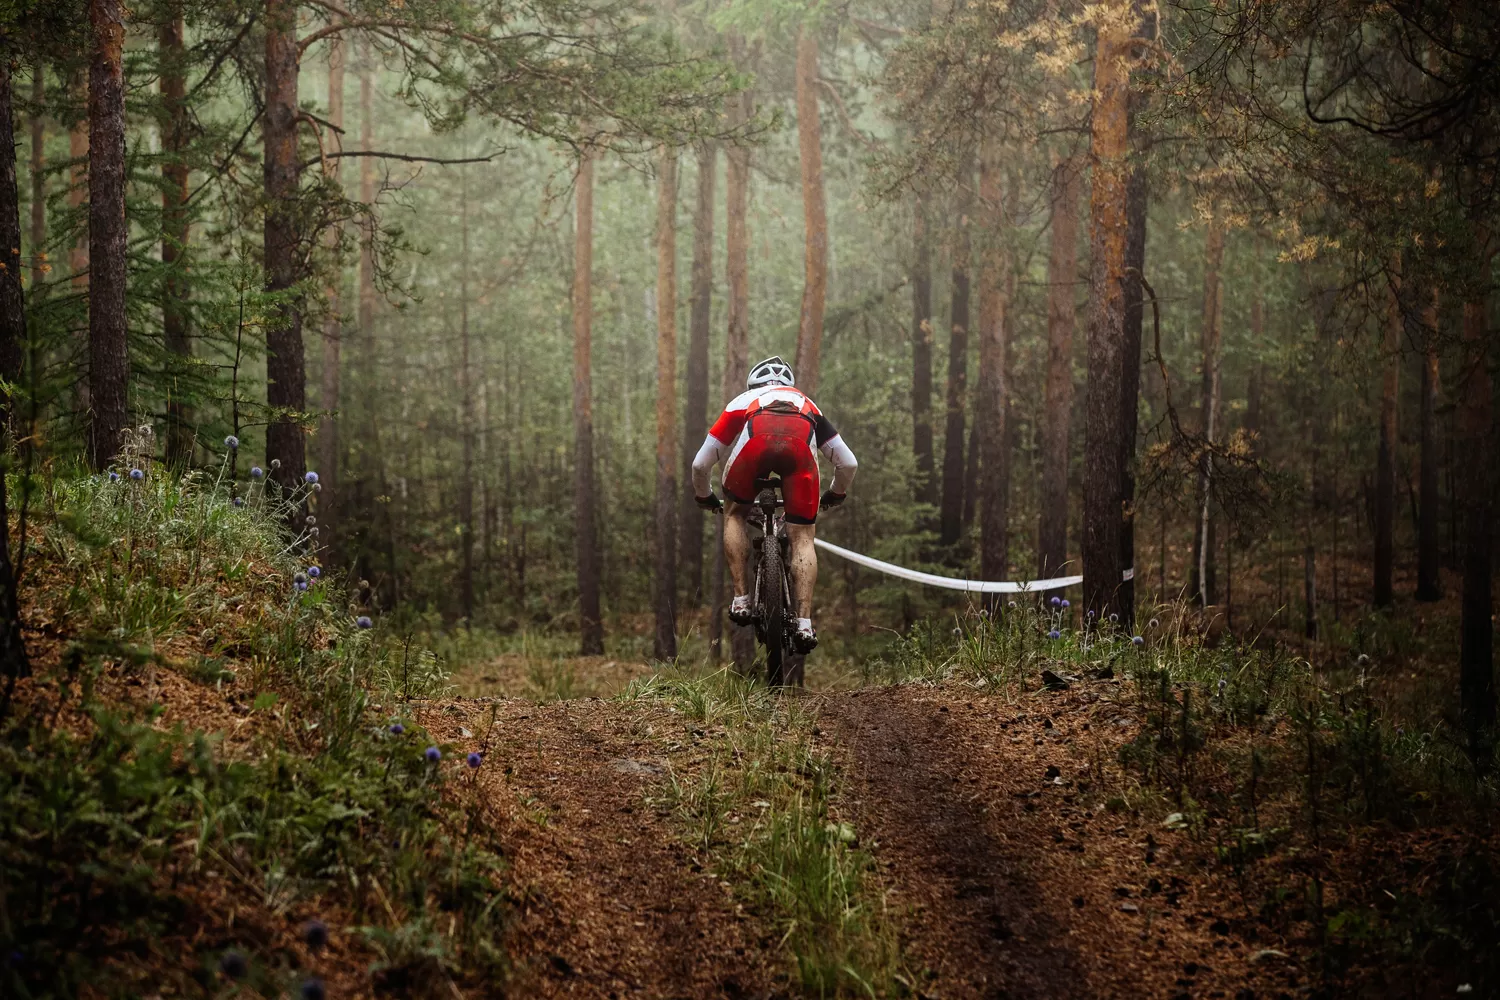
[129,468,144,481]
[1131,635,1145,646]
[108,471,120,482]
[232,497,244,507]
[308,566,321,578]
[301,918,329,951]
[1048,630,1061,640]
[425,746,442,763]
[251,466,264,479]
[300,979,326,1000]
[304,471,319,484]
[1049,596,1061,608]
[1087,609,1095,619]
[467,752,483,769]
[356,615,373,629]
[389,722,405,735]
[1061,599,1071,609]
[218,950,249,980]
[224,435,239,449]
[295,581,308,592]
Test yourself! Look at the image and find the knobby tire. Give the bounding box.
[762,532,787,686]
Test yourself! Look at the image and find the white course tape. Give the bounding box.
[813,538,1133,595]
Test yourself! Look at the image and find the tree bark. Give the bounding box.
[264,0,306,491]
[0,52,32,677]
[1373,262,1401,608]
[1416,285,1442,601]
[573,149,605,655]
[1039,156,1079,583]
[1458,290,1494,749]
[87,0,128,470]
[714,41,754,668]
[911,193,936,509]
[161,4,193,467]
[793,25,826,395]
[68,70,87,290]
[653,148,679,662]
[458,166,475,623]
[318,34,345,561]
[976,142,1009,587]
[1118,129,1149,629]
[1191,207,1225,607]
[1081,3,1135,619]
[28,65,44,292]
[679,142,715,606]
[940,159,972,549]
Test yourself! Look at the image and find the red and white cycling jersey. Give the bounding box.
[691,386,857,524]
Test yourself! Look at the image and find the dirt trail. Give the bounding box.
[427,698,779,1000]
[826,688,1083,998]
[423,681,1289,1000]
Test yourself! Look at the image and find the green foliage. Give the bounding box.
[0,469,505,996]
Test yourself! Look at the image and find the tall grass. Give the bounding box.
[623,668,902,997]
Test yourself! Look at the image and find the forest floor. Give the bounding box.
[424,665,1306,1000]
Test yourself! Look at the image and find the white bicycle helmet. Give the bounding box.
[747,355,795,390]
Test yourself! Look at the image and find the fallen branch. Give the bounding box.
[296,150,497,172]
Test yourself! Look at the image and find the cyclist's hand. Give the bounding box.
[819,489,846,510]
[696,492,724,512]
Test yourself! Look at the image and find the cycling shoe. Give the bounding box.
[792,620,818,654]
[728,595,755,627]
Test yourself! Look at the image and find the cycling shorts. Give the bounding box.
[721,410,821,524]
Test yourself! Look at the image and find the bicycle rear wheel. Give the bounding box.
[761,533,787,686]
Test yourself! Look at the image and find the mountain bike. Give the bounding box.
[745,477,799,687]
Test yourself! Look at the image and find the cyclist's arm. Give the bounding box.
[813,413,857,494]
[690,434,726,497]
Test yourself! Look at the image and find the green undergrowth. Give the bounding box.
[621,668,903,998]
[867,600,1500,995]
[1,459,504,998]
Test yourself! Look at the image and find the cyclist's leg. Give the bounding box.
[781,452,821,626]
[786,523,816,619]
[724,500,753,597]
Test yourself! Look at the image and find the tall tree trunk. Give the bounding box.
[1039,155,1079,582]
[962,393,979,531]
[1081,1,1137,619]
[1458,287,1494,750]
[1373,262,1401,608]
[68,70,87,289]
[911,193,936,509]
[976,142,1009,587]
[318,34,345,562]
[793,25,826,395]
[263,0,306,491]
[87,0,127,470]
[679,142,715,606]
[1416,285,1442,601]
[0,51,32,677]
[714,43,754,669]
[1118,115,1150,630]
[940,159,972,549]
[653,149,679,662]
[161,4,193,466]
[458,166,475,623]
[573,150,605,655]
[28,64,44,292]
[1191,208,1225,607]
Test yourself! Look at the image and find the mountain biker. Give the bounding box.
[690,356,857,653]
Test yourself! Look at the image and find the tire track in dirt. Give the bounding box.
[825,687,1084,1000]
[431,699,779,1000]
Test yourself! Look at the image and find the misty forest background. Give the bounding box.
[1,0,1495,730]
